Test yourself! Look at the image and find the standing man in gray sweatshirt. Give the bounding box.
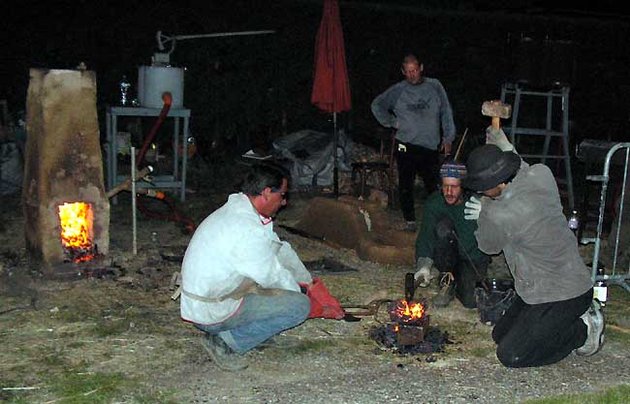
[371,53,456,231]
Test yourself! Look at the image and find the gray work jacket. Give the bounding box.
[475,160,592,305]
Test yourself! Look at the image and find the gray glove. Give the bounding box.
[485,126,514,152]
[414,257,434,287]
[464,196,482,220]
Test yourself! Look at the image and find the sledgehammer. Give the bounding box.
[481,99,512,130]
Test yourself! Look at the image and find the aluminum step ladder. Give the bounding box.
[500,82,574,209]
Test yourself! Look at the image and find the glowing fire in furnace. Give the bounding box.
[58,202,95,262]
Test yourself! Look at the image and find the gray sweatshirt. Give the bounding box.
[475,160,592,305]
[371,77,456,150]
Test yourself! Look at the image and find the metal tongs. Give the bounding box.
[341,298,393,321]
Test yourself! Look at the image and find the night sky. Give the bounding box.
[3,0,280,105]
[3,0,630,144]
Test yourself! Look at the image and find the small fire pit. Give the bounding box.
[369,298,450,355]
[389,298,429,345]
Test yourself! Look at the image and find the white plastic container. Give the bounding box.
[137,66,184,108]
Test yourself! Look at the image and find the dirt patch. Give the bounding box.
[1,170,629,403]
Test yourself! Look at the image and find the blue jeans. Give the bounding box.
[194,290,310,354]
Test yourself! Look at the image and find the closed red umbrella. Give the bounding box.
[311,0,351,196]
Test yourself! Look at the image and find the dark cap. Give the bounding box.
[462,145,521,191]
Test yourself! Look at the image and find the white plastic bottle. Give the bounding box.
[568,210,579,235]
[593,267,607,307]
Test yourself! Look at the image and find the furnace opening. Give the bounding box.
[58,202,97,263]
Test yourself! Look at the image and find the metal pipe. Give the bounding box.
[333,112,338,197]
[157,30,276,54]
[611,147,629,272]
[590,142,630,288]
[131,146,137,255]
[172,30,275,41]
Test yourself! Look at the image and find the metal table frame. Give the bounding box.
[105,106,190,201]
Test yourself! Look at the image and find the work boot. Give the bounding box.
[201,334,248,371]
[433,272,456,308]
[576,300,605,356]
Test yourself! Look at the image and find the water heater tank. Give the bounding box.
[137,66,184,108]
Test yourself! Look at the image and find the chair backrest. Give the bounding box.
[375,128,396,167]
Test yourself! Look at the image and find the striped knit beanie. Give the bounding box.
[440,161,467,179]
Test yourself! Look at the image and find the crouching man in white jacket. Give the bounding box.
[181,163,312,371]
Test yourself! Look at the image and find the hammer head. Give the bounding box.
[482,100,512,119]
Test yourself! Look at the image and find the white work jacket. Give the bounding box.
[180,193,312,324]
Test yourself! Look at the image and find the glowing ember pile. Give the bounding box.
[58,202,97,263]
[369,298,451,355]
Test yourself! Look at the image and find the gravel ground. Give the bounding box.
[1,170,629,403]
[149,194,630,403]
[164,329,630,403]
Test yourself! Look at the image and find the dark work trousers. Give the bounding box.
[433,217,489,308]
[396,141,440,222]
[492,289,592,368]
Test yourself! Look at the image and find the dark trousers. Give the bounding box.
[433,217,489,308]
[492,289,592,368]
[396,142,439,222]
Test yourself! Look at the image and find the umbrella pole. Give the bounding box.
[333,112,339,197]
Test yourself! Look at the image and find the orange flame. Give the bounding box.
[58,202,95,262]
[394,300,425,322]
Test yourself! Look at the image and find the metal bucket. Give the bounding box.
[475,278,516,325]
[137,65,184,108]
